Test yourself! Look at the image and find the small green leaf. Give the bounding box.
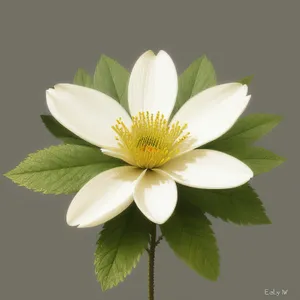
[94,55,129,111]
[95,205,150,291]
[178,184,271,225]
[205,114,282,149]
[73,68,93,88]
[171,55,217,117]
[40,115,93,146]
[161,200,219,281]
[4,144,126,194]
[223,146,285,175]
[238,75,253,85]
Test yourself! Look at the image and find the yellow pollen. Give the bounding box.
[112,111,190,169]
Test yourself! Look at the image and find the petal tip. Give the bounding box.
[46,84,67,96]
[157,49,170,57]
[66,208,80,227]
[66,215,77,227]
[240,83,249,96]
[77,223,89,228]
[143,49,155,57]
[51,83,61,90]
[248,168,254,179]
[154,217,170,225]
[239,165,254,186]
[46,87,55,96]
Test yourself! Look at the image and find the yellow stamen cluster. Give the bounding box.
[112,111,190,169]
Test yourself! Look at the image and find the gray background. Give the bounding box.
[0,0,299,299]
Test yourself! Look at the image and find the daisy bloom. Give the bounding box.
[46,50,253,227]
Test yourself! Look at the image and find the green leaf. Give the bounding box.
[161,200,219,281]
[94,55,129,111]
[4,144,126,194]
[171,55,217,117]
[40,115,93,146]
[73,68,94,88]
[95,205,150,291]
[238,75,253,85]
[223,146,285,175]
[205,114,282,149]
[178,184,271,225]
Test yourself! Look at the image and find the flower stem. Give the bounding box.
[155,235,163,247]
[148,224,157,300]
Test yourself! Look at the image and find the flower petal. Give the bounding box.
[66,166,143,228]
[158,149,253,189]
[171,83,250,151]
[128,50,178,120]
[101,147,135,166]
[46,84,132,148]
[133,170,177,224]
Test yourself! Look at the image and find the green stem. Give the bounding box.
[148,224,156,300]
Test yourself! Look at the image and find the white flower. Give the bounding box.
[46,50,253,227]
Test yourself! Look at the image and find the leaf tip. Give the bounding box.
[3,171,11,179]
[238,75,254,85]
[262,219,273,225]
[100,283,110,292]
[271,114,284,123]
[3,168,16,179]
[97,54,111,64]
[201,266,220,282]
[208,274,219,281]
[263,216,272,225]
[280,156,286,163]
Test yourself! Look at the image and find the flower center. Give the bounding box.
[112,111,190,169]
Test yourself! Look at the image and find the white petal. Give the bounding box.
[66,166,143,228]
[171,83,250,151]
[46,84,132,148]
[158,149,253,189]
[101,147,135,166]
[128,50,178,120]
[133,170,177,224]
